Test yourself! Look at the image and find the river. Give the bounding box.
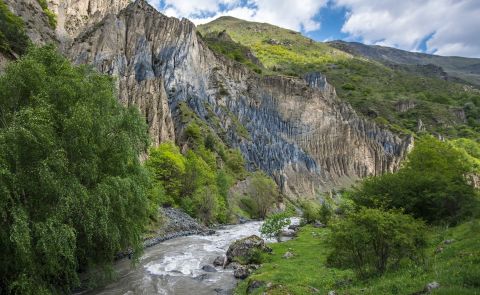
[85,221,266,295]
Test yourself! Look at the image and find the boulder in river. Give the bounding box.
[213,255,227,267]
[202,265,217,272]
[226,235,271,265]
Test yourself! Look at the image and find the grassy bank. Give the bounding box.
[236,221,480,295]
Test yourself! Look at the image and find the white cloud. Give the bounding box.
[148,0,327,32]
[147,0,480,57]
[334,0,480,57]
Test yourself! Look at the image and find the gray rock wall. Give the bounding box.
[8,0,413,198]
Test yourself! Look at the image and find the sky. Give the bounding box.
[147,0,480,58]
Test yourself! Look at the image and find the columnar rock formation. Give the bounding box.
[5,0,413,197]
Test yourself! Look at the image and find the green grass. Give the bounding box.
[235,221,480,295]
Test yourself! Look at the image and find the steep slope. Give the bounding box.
[328,40,480,86]
[199,18,480,141]
[64,0,411,197]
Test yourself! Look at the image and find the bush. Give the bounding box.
[301,200,320,224]
[0,46,150,293]
[239,196,259,218]
[192,185,221,225]
[146,142,186,201]
[319,202,333,225]
[327,208,427,278]
[260,212,291,242]
[351,136,479,224]
[248,172,279,219]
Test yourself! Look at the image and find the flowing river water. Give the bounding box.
[85,221,268,295]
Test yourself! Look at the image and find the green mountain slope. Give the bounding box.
[328,40,480,86]
[198,17,480,141]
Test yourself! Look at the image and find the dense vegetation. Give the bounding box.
[327,208,427,277]
[0,46,152,294]
[236,221,480,295]
[198,18,480,141]
[236,135,479,295]
[0,0,29,56]
[351,136,479,224]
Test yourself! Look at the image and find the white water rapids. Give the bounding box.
[85,218,300,295]
[85,221,262,295]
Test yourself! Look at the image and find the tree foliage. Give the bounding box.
[0,46,150,293]
[352,136,479,224]
[327,208,427,278]
[260,212,291,241]
[248,172,278,219]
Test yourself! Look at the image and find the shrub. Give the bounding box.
[352,136,479,224]
[184,122,202,147]
[146,142,186,201]
[261,212,291,242]
[327,208,427,278]
[319,202,333,225]
[239,196,259,218]
[301,200,320,224]
[192,185,220,225]
[248,172,279,219]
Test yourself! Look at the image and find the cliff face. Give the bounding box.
[48,0,131,42]
[8,0,413,197]
[4,0,57,45]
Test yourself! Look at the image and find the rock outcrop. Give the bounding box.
[7,0,414,197]
[4,0,57,45]
[48,0,130,42]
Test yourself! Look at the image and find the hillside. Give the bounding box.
[198,18,480,141]
[328,40,480,86]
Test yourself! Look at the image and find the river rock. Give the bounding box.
[313,221,327,228]
[226,262,241,270]
[213,255,227,267]
[194,274,209,281]
[226,235,271,264]
[234,266,251,279]
[202,265,217,272]
[288,224,300,231]
[280,229,297,237]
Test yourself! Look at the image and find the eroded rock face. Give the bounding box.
[6,0,412,197]
[62,0,413,197]
[48,0,130,42]
[4,0,57,45]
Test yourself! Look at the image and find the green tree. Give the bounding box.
[146,142,186,202]
[327,208,427,278]
[260,212,291,242]
[301,200,320,224]
[319,202,333,225]
[192,185,221,225]
[0,46,150,294]
[352,136,478,224]
[182,150,216,197]
[248,172,278,219]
